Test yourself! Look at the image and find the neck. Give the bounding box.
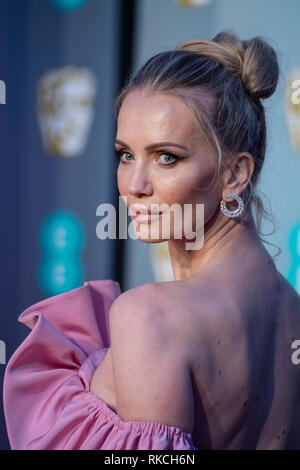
[168,204,261,281]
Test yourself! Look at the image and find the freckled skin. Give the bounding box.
[117,92,220,249]
[164,259,300,450]
[92,89,300,449]
[115,89,258,279]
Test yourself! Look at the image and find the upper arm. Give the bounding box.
[109,287,195,434]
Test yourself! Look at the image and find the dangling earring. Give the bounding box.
[220,194,244,218]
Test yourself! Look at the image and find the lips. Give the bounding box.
[136,210,163,215]
[130,208,164,218]
[133,214,162,224]
[130,208,165,223]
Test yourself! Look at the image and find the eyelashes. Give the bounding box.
[114,149,182,166]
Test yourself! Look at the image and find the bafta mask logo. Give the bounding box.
[284,68,300,153]
[36,66,97,158]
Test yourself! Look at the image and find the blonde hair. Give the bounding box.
[115,29,282,261]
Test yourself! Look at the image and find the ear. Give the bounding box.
[222,152,254,196]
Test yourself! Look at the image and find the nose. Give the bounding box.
[127,165,153,197]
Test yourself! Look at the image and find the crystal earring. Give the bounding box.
[220,193,244,218]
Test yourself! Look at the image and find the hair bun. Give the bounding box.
[175,30,280,100]
[213,30,280,100]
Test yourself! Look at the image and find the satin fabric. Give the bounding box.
[3,279,198,450]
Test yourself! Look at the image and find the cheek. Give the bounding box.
[184,162,217,198]
[153,174,188,205]
[163,183,187,204]
[117,161,217,203]
[163,169,212,204]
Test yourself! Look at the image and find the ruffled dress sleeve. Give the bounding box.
[3,279,198,450]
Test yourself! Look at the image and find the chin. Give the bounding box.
[130,216,181,243]
[137,235,167,243]
[133,227,172,244]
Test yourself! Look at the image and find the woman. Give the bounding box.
[4,30,300,450]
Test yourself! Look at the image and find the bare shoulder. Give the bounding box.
[111,279,216,366]
[109,281,206,369]
[110,280,204,326]
[108,281,186,351]
[108,281,196,432]
[109,282,166,323]
[90,283,167,412]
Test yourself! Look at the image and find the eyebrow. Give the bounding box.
[114,139,189,152]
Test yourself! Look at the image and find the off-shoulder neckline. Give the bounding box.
[78,348,195,440]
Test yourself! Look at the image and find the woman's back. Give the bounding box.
[160,242,300,450]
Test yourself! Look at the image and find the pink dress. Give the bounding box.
[3,279,198,450]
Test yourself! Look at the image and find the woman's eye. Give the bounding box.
[159,153,178,165]
[114,149,181,166]
[120,152,134,162]
[115,150,133,162]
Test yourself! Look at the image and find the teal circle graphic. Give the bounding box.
[38,209,85,255]
[287,221,300,293]
[288,221,300,259]
[37,209,86,296]
[49,0,87,11]
[38,256,84,296]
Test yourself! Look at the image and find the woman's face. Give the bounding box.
[115,89,221,243]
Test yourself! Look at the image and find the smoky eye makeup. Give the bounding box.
[114,147,185,166]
